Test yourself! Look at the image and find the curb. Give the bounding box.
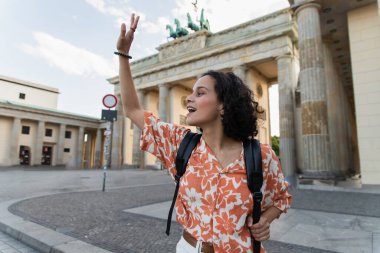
[0,198,113,253]
[297,183,380,194]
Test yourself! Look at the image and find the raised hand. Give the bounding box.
[116,13,140,54]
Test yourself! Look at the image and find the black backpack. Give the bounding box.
[166,132,263,253]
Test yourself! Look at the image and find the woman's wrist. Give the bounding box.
[262,206,282,224]
[114,51,132,59]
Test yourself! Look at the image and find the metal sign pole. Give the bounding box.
[101,94,118,192]
[102,120,113,192]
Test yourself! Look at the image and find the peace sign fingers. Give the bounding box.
[116,13,139,54]
[130,13,140,32]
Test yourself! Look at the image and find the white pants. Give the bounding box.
[176,236,204,253]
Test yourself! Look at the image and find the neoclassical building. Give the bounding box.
[0,75,106,168]
[108,0,380,185]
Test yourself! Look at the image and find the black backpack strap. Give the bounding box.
[166,131,201,235]
[243,139,263,253]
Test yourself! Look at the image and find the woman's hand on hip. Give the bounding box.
[247,215,270,242]
[116,13,140,54]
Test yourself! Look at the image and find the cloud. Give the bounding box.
[85,0,170,36]
[19,32,117,78]
[85,0,105,12]
[85,0,126,16]
[140,16,171,35]
[85,0,132,29]
[85,0,140,27]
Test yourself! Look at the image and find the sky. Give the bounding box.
[0,0,290,136]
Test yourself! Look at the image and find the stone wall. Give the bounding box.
[348,3,380,184]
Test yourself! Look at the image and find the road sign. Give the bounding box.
[102,94,117,109]
[101,109,117,122]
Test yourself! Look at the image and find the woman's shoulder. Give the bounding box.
[259,143,273,153]
[259,143,279,161]
[143,110,191,140]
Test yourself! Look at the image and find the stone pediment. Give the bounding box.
[156,30,211,62]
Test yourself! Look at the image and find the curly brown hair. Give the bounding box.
[201,70,260,141]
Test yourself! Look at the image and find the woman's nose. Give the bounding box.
[186,94,193,103]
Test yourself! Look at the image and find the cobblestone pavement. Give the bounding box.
[0,168,170,253]
[0,230,39,253]
[9,183,339,253]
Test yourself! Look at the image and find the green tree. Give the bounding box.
[271,135,280,156]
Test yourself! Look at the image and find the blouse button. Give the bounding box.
[215,204,220,209]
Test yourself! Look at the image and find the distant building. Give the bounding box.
[109,0,380,185]
[0,75,105,168]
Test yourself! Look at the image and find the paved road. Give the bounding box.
[0,167,171,253]
[1,168,379,252]
[0,167,171,202]
[10,184,336,253]
[9,182,339,253]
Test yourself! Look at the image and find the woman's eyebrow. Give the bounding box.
[193,86,209,91]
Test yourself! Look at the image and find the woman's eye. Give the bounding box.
[196,92,203,97]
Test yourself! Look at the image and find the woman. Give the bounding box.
[116,14,292,253]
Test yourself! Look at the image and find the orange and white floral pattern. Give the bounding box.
[140,111,292,253]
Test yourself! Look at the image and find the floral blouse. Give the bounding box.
[140,111,292,253]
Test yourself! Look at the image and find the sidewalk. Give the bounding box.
[0,230,39,253]
[125,199,380,252]
[123,185,380,253]
[0,169,379,253]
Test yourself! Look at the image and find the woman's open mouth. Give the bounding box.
[187,106,197,116]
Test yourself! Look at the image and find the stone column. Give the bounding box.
[95,128,102,168]
[85,132,92,168]
[56,124,66,165]
[158,83,169,122]
[10,117,21,165]
[33,121,45,166]
[323,42,350,177]
[132,90,145,168]
[157,84,169,169]
[111,94,123,168]
[277,54,297,183]
[76,126,84,168]
[295,1,332,178]
[232,65,247,84]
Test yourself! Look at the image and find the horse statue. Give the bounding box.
[200,8,210,31]
[166,24,177,39]
[174,18,189,37]
[187,13,199,32]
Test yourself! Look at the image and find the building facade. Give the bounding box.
[0,75,105,168]
[109,0,380,185]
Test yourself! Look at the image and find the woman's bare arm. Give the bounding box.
[116,14,144,129]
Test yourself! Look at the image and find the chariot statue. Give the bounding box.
[187,13,199,31]
[199,8,210,31]
[166,8,210,40]
[166,24,178,39]
[174,18,189,37]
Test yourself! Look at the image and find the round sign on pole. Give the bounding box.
[102,94,118,109]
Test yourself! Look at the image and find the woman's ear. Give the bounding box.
[218,104,224,116]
